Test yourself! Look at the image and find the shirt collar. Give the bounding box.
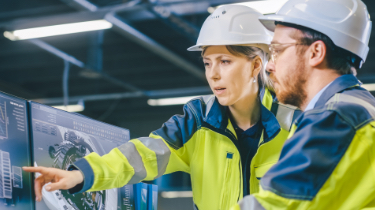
[205,97,280,143]
[304,81,333,111]
[260,103,280,142]
[204,97,228,129]
[314,74,361,109]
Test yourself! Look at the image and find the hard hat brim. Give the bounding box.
[187,43,271,55]
[258,15,287,32]
[187,45,202,51]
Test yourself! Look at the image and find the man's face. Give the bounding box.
[267,25,308,108]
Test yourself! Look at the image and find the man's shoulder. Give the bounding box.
[304,87,375,130]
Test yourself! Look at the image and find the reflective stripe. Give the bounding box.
[117,142,147,184]
[326,93,375,118]
[262,88,273,110]
[275,103,298,131]
[238,195,265,210]
[204,95,215,118]
[138,137,171,178]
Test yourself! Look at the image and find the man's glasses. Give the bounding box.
[269,43,306,64]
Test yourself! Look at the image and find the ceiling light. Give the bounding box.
[53,100,85,112]
[147,95,211,106]
[161,191,193,198]
[207,7,216,14]
[362,83,375,91]
[233,0,288,14]
[4,20,112,41]
[209,0,288,14]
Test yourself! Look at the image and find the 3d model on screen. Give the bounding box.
[30,102,129,210]
[0,150,24,207]
[34,126,118,210]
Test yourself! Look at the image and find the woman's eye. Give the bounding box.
[204,63,210,67]
[221,60,231,64]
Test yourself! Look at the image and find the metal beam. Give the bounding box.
[0,5,72,21]
[59,0,205,80]
[32,86,211,104]
[59,0,99,12]
[28,39,145,93]
[29,39,85,68]
[149,5,200,41]
[105,13,205,80]
[0,0,245,30]
[0,3,145,30]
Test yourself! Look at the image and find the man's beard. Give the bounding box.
[274,58,307,108]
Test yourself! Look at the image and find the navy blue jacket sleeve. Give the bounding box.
[67,158,95,194]
[152,100,200,150]
[260,110,356,200]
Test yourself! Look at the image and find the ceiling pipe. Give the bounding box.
[105,13,205,80]
[59,0,205,80]
[32,86,212,105]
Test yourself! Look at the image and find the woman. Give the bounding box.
[24,5,300,210]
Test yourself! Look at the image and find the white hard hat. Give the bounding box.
[259,0,372,68]
[187,5,273,53]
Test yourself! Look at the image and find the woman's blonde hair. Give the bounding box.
[202,45,274,92]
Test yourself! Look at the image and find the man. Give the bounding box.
[232,0,374,209]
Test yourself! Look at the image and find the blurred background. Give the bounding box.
[0,0,374,209]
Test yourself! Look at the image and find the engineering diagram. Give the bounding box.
[37,129,117,210]
[0,150,23,207]
[0,100,8,140]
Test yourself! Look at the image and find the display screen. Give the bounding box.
[118,185,135,210]
[0,92,33,209]
[29,101,130,210]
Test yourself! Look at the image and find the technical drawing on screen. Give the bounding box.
[29,102,130,210]
[0,92,33,209]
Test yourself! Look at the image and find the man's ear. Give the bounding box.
[308,40,326,67]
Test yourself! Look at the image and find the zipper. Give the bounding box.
[224,128,243,203]
[250,131,274,193]
[202,125,244,203]
[220,152,233,210]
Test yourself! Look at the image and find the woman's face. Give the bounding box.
[203,45,260,106]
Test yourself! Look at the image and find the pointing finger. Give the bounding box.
[23,166,49,174]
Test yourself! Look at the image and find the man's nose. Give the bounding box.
[266,61,275,74]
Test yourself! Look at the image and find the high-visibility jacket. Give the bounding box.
[69,88,300,210]
[231,74,375,210]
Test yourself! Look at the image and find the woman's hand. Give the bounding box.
[22,166,84,202]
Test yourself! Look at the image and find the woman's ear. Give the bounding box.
[252,56,262,77]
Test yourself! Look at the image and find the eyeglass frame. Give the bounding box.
[269,43,308,64]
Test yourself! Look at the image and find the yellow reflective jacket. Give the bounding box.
[232,75,375,210]
[68,88,300,210]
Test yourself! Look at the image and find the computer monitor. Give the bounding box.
[29,101,130,210]
[0,92,33,209]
